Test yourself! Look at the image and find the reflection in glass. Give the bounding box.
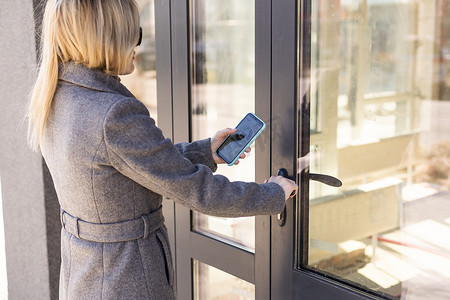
[190,0,256,251]
[193,260,255,300]
[121,0,158,123]
[304,0,450,299]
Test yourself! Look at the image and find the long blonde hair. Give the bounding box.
[27,0,140,151]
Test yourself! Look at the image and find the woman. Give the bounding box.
[27,0,297,299]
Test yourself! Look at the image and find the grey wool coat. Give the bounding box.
[41,61,286,300]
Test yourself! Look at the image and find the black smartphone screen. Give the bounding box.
[216,113,265,164]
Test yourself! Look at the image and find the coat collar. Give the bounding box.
[58,61,134,98]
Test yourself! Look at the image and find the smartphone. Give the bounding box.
[216,113,266,166]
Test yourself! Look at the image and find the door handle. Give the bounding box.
[277,168,295,180]
[307,173,342,187]
[275,169,342,227]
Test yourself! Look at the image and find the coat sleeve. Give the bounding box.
[103,97,285,218]
[174,139,217,173]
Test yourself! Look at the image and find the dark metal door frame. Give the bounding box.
[155,0,177,275]
[163,0,274,299]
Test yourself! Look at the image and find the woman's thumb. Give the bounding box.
[219,128,236,137]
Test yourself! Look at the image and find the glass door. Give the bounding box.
[273,0,450,299]
[169,0,273,298]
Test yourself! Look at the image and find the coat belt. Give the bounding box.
[60,206,164,243]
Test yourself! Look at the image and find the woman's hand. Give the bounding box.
[211,128,251,165]
[264,176,298,200]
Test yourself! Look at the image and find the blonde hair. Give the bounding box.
[27,0,140,151]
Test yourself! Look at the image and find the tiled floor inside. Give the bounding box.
[336,188,450,299]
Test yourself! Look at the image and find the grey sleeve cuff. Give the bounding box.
[174,138,217,172]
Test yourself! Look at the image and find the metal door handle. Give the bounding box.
[275,169,342,227]
[307,173,342,187]
[277,168,295,180]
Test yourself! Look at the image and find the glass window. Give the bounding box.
[190,0,256,251]
[193,260,255,300]
[302,0,450,299]
[121,0,158,123]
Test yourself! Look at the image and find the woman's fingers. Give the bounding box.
[266,176,298,200]
[212,128,236,147]
[212,129,253,166]
[218,128,236,138]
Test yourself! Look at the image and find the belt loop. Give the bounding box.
[74,217,80,239]
[60,209,66,230]
[142,215,149,239]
